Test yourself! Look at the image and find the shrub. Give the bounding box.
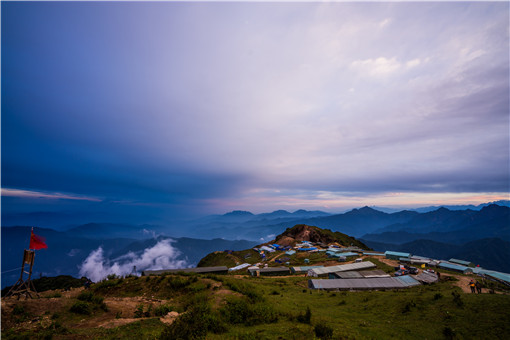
[154,304,173,317]
[297,306,312,324]
[434,293,443,300]
[134,304,144,318]
[160,302,226,339]
[314,322,334,339]
[451,291,464,308]
[220,297,278,326]
[70,301,91,315]
[77,291,94,302]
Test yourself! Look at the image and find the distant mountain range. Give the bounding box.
[1,226,256,288]
[2,202,509,287]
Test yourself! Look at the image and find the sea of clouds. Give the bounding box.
[79,239,188,282]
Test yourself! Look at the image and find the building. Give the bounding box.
[308,276,420,291]
[291,265,324,274]
[249,266,290,277]
[142,266,228,276]
[385,251,411,260]
[307,261,376,277]
[228,263,252,272]
[438,262,474,274]
[449,258,474,267]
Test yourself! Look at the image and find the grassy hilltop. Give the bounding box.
[2,225,510,339]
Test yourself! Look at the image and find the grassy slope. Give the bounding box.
[2,265,510,339]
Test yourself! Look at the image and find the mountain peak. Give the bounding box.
[223,210,254,217]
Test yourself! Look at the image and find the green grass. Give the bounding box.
[3,273,510,340]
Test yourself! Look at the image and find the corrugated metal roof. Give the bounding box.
[472,268,510,284]
[291,265,324,273]
[228,263,251,271]
[449,258,472,266]
[359,270,390,278]
[332,271,363,279]
[414,271,438,284]
[308,261,376,277]
[309,277,410,290]
[485,271,510,284]
[385,251,411,258]
[363,252,384,256]
[143,266,228,275]
[438,262,473,273]
[333,252,358,257]
[251,266,290,273]
[285,250,296,256]
[395,275,421,287]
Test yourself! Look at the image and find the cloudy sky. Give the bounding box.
[2,1,509,222]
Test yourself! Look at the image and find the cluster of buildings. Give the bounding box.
[142,241,510,291]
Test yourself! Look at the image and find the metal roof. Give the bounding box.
[363,252,384,256]
[143,266,228,275]
[385,251,411,258]
[438,262,473,273]
[285,250,296,256]
[449,258,473,266]
[332,271,363,279]
[228,263,251,271]
[308,261,376,277]
[309,277,412,290]
[291,265,324,273]
[395,275,421,287]
[333,252,358,257]
[359,270,391,278]
[414,271,439,284]
[250,266,290,273]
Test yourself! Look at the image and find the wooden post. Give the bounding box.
[5,250,40,299]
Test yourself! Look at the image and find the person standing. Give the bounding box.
[469,279,476,293]
[475,280,482,294]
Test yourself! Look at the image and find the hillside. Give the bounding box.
[3,259,510,339]
[198,224,369,268]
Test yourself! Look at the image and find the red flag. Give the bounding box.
[30,229,48,250]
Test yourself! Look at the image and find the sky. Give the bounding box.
[1,1,509,224]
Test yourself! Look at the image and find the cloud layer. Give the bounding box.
[79,239,188,282]
[2,2,508,216]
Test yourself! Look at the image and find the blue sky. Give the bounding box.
[2,1,509,222]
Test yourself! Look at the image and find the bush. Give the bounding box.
[160,302,226,339]
[220,297,278,326]
[70,301,91,315]
[434,293,443,300]
[154,304,173,317]
[77,291,94,302]
[297,306,312,324]
[314,322,334,339]
[134,304,144,318]
[451,291,464,308]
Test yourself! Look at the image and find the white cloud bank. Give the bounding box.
[79,239,188,282]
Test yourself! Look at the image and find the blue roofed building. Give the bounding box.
[385,251,411,260]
